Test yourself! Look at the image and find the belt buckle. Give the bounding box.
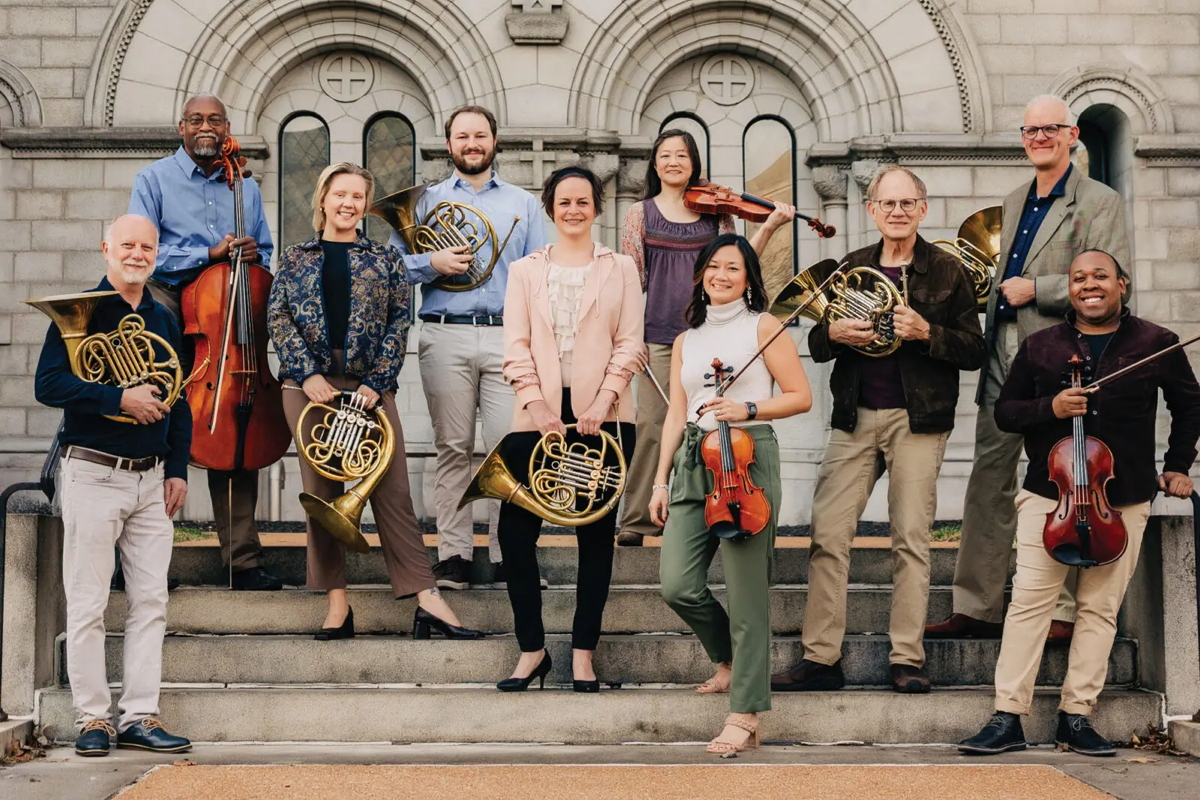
[114,456,130,471]
[472,315,481,327]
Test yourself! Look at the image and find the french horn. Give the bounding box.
[371,184,521,292]
[933,206,1002,311]
[769,262,905,357]
[459,427,627,527]
[24,291,189,423]
[293,390,394,554]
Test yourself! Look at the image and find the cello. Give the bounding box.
[1043,354,1128,567]
[181,137,291,471]
[684,180,836,238]
[701,358,771,541]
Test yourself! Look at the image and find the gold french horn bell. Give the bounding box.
[294,390,395,554]
[769,261,905,357]
[933,206,1002,311]
[24,291,189,423]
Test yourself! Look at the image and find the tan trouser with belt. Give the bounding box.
[803,407,949,668]
[619,342,672,538]
[60,451,173,732]
[418,323,512,564]
[954,321,1076,624]
[994,490,1150,715]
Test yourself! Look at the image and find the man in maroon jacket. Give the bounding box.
[959,250,1200,757]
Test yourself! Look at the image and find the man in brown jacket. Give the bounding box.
[927,95,1131,642]
[772,165,985,694]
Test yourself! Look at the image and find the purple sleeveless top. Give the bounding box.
[643,199,721,345]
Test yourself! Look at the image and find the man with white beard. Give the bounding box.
[34,214,193,757]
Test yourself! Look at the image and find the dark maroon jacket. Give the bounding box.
[995,309,1200,505]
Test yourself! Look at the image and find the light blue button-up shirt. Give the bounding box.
[390,171,547,317]
[129,146,275,286]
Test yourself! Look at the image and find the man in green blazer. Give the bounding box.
[926,94,1131,641]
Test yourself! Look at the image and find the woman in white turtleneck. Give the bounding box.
[650,233,812,755]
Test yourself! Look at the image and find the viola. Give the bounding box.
[1043,354,1128,567]
[180,136,291,471]
[700,358,771,540]
[683,180,836,238]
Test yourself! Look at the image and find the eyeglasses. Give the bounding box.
[872,198,923,214]
[1020,124,1071,140]
[182,115,227,129]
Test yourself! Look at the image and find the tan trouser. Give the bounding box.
[803,408,949,667]
[955,321,1076,623]
[60,451,173,732]
[994,490,1149,716]
[619,342,672,537]
[418,323,512,563]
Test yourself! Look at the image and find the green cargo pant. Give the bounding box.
[659,423,781,713]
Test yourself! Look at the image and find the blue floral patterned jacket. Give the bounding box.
[268,235,411,394]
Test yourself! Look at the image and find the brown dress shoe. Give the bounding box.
[890,663,931,694]
[924,613,1003,639]
[770,658,845,691]
[616,531,644,546]
[1046,620,1075,641]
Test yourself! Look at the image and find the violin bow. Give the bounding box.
[1082,331,1200,393]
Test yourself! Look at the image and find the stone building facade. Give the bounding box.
[1,0,1197,525]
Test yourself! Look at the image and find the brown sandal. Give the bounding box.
[706,713,760,755]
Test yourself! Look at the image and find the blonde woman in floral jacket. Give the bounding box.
[268,162,482,642]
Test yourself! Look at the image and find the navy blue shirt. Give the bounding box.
[34,278,193,480]
[996,164,1073,321]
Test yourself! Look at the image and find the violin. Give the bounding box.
[700,358,772,540]
[180,136,291,471]
[1043,354,1128,567]
[684,180,836,238]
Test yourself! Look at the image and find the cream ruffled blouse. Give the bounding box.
[545,256,592,387]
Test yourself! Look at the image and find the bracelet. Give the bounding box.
[652,483,669,491]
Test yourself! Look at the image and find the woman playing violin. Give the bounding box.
[268,163,483,642]
[650,233,812,756]
[617,129,797,546]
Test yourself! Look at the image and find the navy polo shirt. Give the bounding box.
[996,164,1073,321]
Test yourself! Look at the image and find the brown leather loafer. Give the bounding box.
[924,613,1003,639]
[616,531,644,547]
[890,663,931,694]
[1046,620,1075,641]
[770,658,845,691]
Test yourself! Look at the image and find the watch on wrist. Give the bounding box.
[744,401,757,421]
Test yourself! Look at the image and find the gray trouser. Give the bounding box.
[61,451,173,732]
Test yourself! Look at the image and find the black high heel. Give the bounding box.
[412,606,485,640]
[314,607,354,641]
[572,679,600,693]
[497,651,552,692]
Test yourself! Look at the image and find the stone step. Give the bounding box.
[105,585,961,636]
[170,543,995,587]
[76,633,1137,688]
[35,685,1160,745]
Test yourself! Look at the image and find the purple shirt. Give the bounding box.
[856,265,907,410]
[643,199,721,345]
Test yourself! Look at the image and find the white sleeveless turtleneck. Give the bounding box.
[681,301,775,432]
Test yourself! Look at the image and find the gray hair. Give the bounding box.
[1025,94,1075,126]
[104,214,159,247]
[865,164,927,202]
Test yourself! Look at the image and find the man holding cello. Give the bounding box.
[128,94,283,591]
[959,250,1200,756]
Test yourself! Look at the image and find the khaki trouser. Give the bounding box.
[955,321,1076,623]
[803,408,949,667]
[60,451,173,732]
[619,342,672,538]
[147,279,263,571]
[417,323,512,563]
[994,490,1150,716]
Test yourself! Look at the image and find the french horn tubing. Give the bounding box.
[933,206,1002,311]
[768,262,904,357]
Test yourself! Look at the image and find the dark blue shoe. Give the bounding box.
[116,718,192,753]
[75,720,115,757]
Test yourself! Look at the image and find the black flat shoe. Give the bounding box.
[497,651,553,692]
[958,712,1027,755]
[413,606,485,640]
[573,679,600,693]
[231,567,284,591]
[314,607,354,641]
[1056,711,1116,756]
[116,719,192,754]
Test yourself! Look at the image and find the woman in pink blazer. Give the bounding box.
[496,166,644,693]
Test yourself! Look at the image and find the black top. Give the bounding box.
[321,239,353,349]
[34,277,193,480]
[1083,331,1115,364]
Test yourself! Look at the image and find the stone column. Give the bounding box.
[850,160,882,253]
[812,166,848,261]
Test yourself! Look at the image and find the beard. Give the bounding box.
[193,135,219,157]
[120,265,151,285]
[451,147,496,176]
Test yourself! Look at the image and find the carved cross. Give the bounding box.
[520,140,555,187]
[513,0,562,12]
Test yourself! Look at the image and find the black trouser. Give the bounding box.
[498,389,635,652]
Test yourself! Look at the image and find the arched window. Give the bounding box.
[279,112,330,249]
[1075,104,1135,275]
[660,112,710,179]
[743,116,797,294]
[363,112,416,243]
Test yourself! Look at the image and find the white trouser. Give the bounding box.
[61,453,173,732]
[418,323,513,563]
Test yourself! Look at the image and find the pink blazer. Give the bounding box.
[503,244,645,432]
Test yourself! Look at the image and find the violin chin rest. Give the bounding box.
[710,521,751,542]
[1049,545,1100,569]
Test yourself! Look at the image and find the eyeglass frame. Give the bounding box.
[869,197,925,214]
[181,115,228,129]
[1019,124,1074,140]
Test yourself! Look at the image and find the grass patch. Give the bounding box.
[931,521,962,542]
[174,524,216,543]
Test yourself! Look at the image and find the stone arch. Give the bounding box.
[0,59,42,127]
[1047,63,1175,136]
[570,0,988,139]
